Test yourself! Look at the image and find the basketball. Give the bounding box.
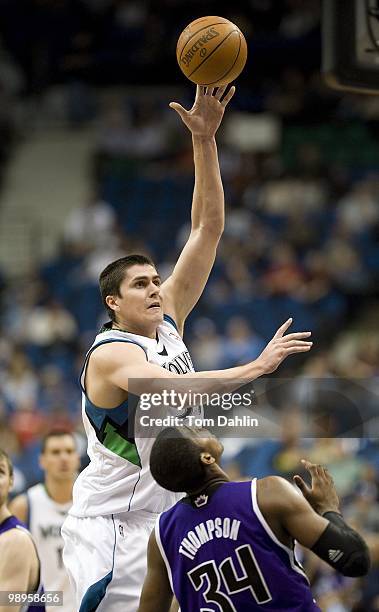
[176,16,247,87]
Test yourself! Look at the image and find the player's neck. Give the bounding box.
[0,505,11,524]
[188,475,230,498]
[44,477,73,504]
[112,320,157,339]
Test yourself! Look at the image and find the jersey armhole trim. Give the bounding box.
[163,314,179,332]
[155,515,174,592]
[251,479,309,583]
[79,338,148,394]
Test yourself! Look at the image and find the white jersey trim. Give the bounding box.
[250,479,309,583]
[79,337,148,394]
[155,515,174,592]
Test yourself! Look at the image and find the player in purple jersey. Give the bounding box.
[0,449,45,612]
[138,427,370,612]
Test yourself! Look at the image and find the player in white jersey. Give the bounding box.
[61,85,314,612]
[10,432,79,612]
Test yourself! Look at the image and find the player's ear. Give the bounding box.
[105,295,119,314]
[200,452,215,465]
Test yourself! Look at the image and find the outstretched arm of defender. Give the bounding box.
[138,530,173,612]
[258,462,370,577]
[162,86,235,335]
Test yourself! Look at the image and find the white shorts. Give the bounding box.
[61,511,157,612]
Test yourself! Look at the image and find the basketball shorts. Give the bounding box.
[61,510,157,612]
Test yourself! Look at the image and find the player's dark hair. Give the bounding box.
[99,254,156,321]
[0,448,13,478]
[41,430,76,453]
[150,428,206,492]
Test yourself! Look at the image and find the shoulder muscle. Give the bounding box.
[0,529,37,589]
[91,341,148,371]
[89,342,148,387]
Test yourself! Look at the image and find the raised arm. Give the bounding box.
[138,529,173,612]
[161,85,235,334]
[258,461,370,578]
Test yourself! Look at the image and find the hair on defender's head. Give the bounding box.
[150,428,206,492]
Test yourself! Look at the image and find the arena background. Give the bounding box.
[0,0,378,609]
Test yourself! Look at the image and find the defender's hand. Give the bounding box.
[256,318,312,375]
[293,459,341,515]
[169,85,235,137]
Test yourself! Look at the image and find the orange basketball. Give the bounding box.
[176,16,247,87]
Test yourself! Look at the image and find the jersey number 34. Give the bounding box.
[188,544,272,611]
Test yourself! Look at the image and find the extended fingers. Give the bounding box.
[195,85,205,99]
[221,85,236,106]
[284,344,313,354]
[301,459,319,476]
[198,84,235,104]
[169,102,189,119]
[282,331,312,342]
[301,460,328,482]
[284,340,313,349]
[293,474,310,495]
[273,318,293,339]
[214,85,227,100]
[320,465,333,483]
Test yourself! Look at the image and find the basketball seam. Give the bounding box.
[203,32,242,86]
[178,17,225,53]
[188,29,238,80]
[178,23,233,61]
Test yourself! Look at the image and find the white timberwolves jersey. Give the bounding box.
[27,484,75,612]
[70,315,199,518]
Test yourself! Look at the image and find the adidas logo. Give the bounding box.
[194,494,208,508]
[328,549,343,562]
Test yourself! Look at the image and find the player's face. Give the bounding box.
[114,265,163,332]
[0,457,12,506]
[183,426,224,463]
[39,436,80,481]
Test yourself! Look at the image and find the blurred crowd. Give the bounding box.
[0,0,321,91]
[0,1,379,609]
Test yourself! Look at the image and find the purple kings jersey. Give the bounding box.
[156,480,321,611]
[0,516,45,612]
